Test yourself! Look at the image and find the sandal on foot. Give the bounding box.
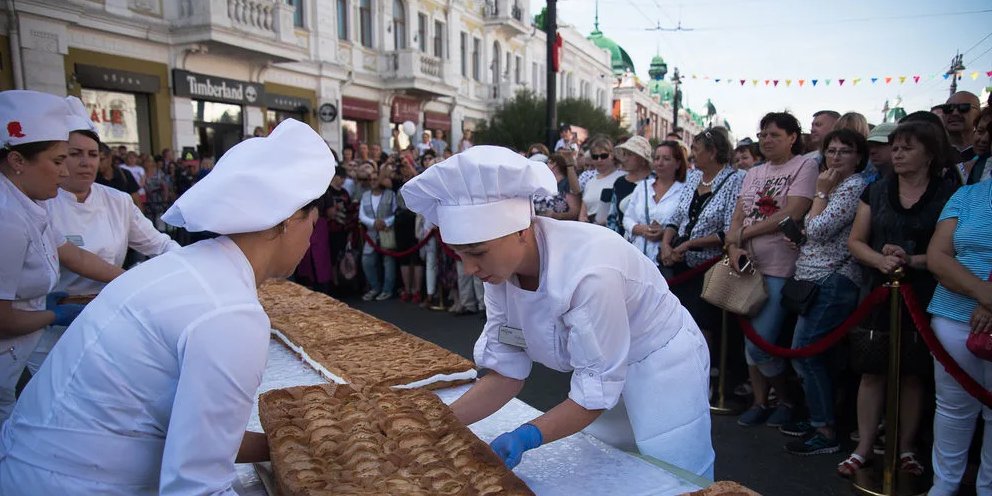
[899,452,924,476]
[837,453,868,478]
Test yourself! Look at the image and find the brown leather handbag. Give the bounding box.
[701,256,768,316]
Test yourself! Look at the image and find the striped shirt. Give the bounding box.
[927,181,992,323]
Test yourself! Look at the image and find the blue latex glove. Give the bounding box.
[45,291,85,327]
[489,423,543,469]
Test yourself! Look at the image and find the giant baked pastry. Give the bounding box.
[259,384,534,496]
[258,279,476,389]
[683,481,762,495]
[301,332,476,389]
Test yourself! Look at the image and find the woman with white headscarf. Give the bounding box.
[400,146,715,478]
[0,119,334,495]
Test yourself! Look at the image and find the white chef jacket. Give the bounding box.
[473,217,714,476]
[48,184,179,295]
[0,173,65,422]
[622,178,685,263]
[474,217,689,411]
[0,236,270,495]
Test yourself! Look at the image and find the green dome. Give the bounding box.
[648,55,667,80]
[648,79,675,102]
[588,29,636,76]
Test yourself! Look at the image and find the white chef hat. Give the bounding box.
[0,90,72,147]
[65,96,99,135]
[162,119,334,235]
[400,145,557,245]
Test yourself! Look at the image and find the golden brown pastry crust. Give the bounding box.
[258,280,475,388]
[682,481,762,496]
[259,384,534,496]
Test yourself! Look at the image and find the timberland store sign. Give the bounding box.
[172,70,265,106]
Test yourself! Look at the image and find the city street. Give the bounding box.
[347,297,857,496]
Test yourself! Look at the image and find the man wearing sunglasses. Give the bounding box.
[933,91,981,162]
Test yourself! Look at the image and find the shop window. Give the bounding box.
[359,0,373,47]
[81,88,150,153]
[337,0,348,40]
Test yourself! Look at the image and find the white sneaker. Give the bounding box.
[375,292,394,301]
[362,290,379,301]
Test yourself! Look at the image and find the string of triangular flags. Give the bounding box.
[684,71,992,87]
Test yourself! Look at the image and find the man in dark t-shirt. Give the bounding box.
[95,142,140,195]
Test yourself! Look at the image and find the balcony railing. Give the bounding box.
[227,0,276,34]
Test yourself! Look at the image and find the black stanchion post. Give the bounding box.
[710,310,743,415]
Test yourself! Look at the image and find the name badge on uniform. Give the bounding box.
[64,235,84,246]
[498,325,527,349]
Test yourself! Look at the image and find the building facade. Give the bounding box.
[1,0,612,158]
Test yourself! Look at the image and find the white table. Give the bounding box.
[235,339,704,496]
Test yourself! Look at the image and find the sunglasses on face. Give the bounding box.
[933,103,977,114]
[591,153,610,160]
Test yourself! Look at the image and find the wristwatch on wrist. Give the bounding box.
[815,191,828,200]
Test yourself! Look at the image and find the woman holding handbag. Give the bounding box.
[661,132,744,347]
[844,121,958,478]
[359,164,398,301]
[925,178,992,495]
[623,141,687,270]
[779,129,868,455]
[725,112,818,428]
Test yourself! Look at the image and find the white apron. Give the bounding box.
[475,217,715,479]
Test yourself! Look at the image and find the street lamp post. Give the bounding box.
[947,52,964,96]
[545,0,558,149]
[671,67,682,136]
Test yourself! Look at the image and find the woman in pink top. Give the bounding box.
[726,112,818,428]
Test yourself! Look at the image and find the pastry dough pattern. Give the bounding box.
[259,384,534,496]
[258,280,475,389]
[683,481,762,496]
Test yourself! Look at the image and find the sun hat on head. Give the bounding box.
[162,119,335,235]
[615,135,652,163]
[400,145,557,245]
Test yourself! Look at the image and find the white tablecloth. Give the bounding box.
[235,339,703,496]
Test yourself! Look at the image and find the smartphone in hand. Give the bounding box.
[778,217,806,245]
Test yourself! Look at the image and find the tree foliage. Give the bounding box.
[474,90,628,151]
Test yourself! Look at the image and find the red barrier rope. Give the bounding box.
[361,228,438,258]
[737,285,889,359]
[664,256,721,288]
[900,285,992,408]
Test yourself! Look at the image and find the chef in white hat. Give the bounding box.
[401,145,715,478]
[0,119,334,495]
[0,90,124,422]
[25,97,180,376]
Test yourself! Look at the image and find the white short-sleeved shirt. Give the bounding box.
[48,185,179,295]
[581,169,625,225]
[0,174,64,312]
[0,236,270,495]
[473,217,689,410]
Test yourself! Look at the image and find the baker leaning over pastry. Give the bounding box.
[0,119,332,495]
[401,146,716,479]
[0,90,124,424]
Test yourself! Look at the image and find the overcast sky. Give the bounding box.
[535,0,992,137]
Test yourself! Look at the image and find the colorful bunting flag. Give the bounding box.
[871,77,878,84]
[683,69,986,89]
[838,79,845,86]
[825,79,831,85]
[798,79,805,87]
[971,72,979,80]
[740,79,746,86]
[752,79,758,86]
[899,76,906,84]
[913,75,920,83]
[885,77,892,84]
[785,79,792,87]
[773,80,779,87]
[853,78,861,86]
[986,70,992,77]
[942,74,950,80]
[812,80,818,86]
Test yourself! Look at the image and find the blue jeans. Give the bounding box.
[791,273,859,428]
[361,250,397,294]
[744,275,789,377]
